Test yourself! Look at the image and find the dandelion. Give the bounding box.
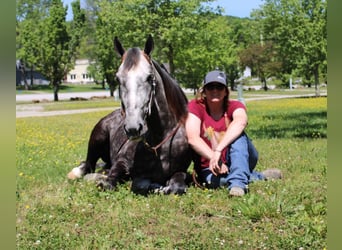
[19,172,24,177]
[25,205,30,209]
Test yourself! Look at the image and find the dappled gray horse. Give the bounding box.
[68,35,192,195]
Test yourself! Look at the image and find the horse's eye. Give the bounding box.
[146,75,153,83]
[115,76,120,83]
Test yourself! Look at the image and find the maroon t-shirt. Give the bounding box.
[188,99,247,168]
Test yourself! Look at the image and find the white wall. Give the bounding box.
[66,59,94,84]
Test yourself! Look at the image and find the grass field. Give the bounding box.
[16,83,107,94]
[16,97,327,249]
[16,83,326,97]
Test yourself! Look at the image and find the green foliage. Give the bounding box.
[253,0,327,92]
[38,0,70,87]
[16,0,327,98]
[16,0,86,100]
[16,97,327,249]
[68,0,86,61]
[81,0,247,91]
[239,41,282,90]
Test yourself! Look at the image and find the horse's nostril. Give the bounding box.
[124,125,142,139]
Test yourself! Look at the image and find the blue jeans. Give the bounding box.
[197,133,265,191]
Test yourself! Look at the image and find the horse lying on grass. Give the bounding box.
[68,35,192,195]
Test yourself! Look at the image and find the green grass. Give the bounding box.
[41,99,121,111]
[16,87,326,110]
[16,83,326,96]
[16,83,107,94]
[16,97,327,249]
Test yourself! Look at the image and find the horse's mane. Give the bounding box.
[152,59,188,124]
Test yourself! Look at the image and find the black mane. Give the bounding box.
[152,60,188,124]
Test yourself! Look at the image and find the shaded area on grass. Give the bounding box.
[246,97,327,139]
[247,110,327,139]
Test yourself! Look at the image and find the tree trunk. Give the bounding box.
[106,74,114,97]
[20,66,29,90]
[53,83,59,101]
[229,77,236,90]
[261,77,268,91]
[314,65,320,97]
[109,84,114,97]
[30,67,34,87]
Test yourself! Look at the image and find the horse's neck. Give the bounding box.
[146,80,176,135]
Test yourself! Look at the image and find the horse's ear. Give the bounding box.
[144,34,154,56]
[114,36,125,57]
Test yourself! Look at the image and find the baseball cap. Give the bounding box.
[203,70,227,87]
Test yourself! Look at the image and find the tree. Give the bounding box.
[296,0,327,95]
[36,0,70,101]
[68,0,86,62]
[87,0,213,94]
[75,0,243,93]
[176,13,237,90]
[16,0,85,100]
[16,0,47,89]
[239,41,282,90]
[226,16,261,90]
[253,0,327,95]
[225,61,240,90]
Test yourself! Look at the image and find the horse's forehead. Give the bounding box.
[118,51,151,79]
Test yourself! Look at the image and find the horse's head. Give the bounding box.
[114,35,155,140]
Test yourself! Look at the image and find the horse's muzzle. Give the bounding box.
[124,123,143,140]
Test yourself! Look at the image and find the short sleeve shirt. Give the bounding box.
[188,99,247,168]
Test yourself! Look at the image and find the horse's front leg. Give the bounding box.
[131,178,163,195]
[67,161,92,180]
[93,160,130,190]
[162,172,188,195]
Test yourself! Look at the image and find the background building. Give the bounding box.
[66,59,94,84]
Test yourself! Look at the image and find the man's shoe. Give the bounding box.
[229,187,245,196]
[261,168,283,180]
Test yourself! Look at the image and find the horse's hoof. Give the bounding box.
[84,173,108,182]
[67,171,78,180]
[160,186,186,195]
[67,167,84,180]
[96,179,114,191]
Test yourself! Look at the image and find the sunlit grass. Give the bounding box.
[16,97,327,249]
[246,97,327,139]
